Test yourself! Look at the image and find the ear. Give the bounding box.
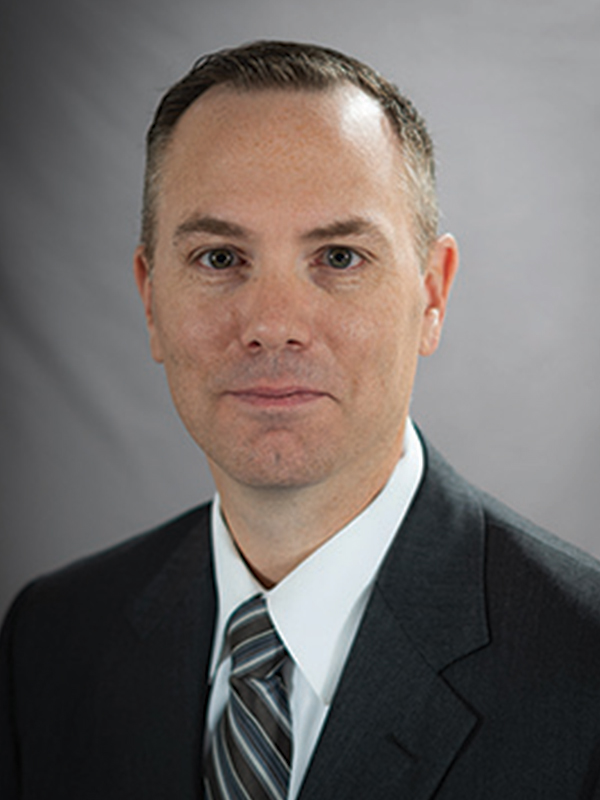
[133,245,164,363]
[419,233,459,357]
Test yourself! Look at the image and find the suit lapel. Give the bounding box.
[92,505,216,798]
[299,442,490,800]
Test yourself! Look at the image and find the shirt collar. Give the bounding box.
[210,419,424,703]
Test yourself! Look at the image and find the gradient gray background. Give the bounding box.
[1,0,599,618]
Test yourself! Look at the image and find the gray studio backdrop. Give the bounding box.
[1,0,599,618]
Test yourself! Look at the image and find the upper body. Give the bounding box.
[2,434,600,798]
[2,40,600,798]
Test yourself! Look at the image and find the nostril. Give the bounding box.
[243,336,305,352]
[240,311,311,351]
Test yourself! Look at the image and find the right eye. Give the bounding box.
[196,248,243,270]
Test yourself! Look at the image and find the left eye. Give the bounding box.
[322,247,362,270]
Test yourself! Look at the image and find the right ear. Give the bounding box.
[133,245,164,363]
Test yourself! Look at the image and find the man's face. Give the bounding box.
[135,84,456,496]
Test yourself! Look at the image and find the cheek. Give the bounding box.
[331,293,423,389]
[153,291,232,369]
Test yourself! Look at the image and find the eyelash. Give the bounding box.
[191,245,366,271]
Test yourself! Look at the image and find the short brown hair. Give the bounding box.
[141,40,438,266]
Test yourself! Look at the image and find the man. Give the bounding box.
[2,40,600,799]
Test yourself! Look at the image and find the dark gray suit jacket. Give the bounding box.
[3,440,600,798]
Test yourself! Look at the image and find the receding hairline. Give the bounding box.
[141,41,439,267]
[153,78,397,157]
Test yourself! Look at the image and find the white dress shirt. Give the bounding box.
[206,420,424,799]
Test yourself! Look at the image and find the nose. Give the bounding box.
[239,269,313,352]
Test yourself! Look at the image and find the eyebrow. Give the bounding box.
[300,217,388,245]
[172,215,251,246]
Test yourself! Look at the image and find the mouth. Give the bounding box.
[225,386,329,409]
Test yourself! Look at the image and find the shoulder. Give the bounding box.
[2,503,212,648]
[424,436,600,604]
[0,504,216,793]
[478,484,600,612]
[423,440,600,670]
[479,489,600,659]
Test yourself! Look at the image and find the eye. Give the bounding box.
[321,247,363,270]
[197,248,242,270]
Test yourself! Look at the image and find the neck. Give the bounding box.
[210,447,403,587]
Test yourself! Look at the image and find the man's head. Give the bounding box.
[134,41,457,505]
[141,40,438,270]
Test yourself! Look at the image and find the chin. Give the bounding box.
[195,421,337,484]
[208,442,340,491]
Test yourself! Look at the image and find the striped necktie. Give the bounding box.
[204,594,293,800]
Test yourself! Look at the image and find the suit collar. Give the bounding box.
[376,437,489,671]
[126,504,215,640]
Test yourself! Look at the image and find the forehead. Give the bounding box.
[176,80,392,140]
[155,84,410,235]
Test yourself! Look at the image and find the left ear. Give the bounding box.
[133,244,165,364]
[419,233,459,357]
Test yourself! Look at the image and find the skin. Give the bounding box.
[134,84,458,586]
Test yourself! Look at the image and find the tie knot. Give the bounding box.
[227,595,286,680]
